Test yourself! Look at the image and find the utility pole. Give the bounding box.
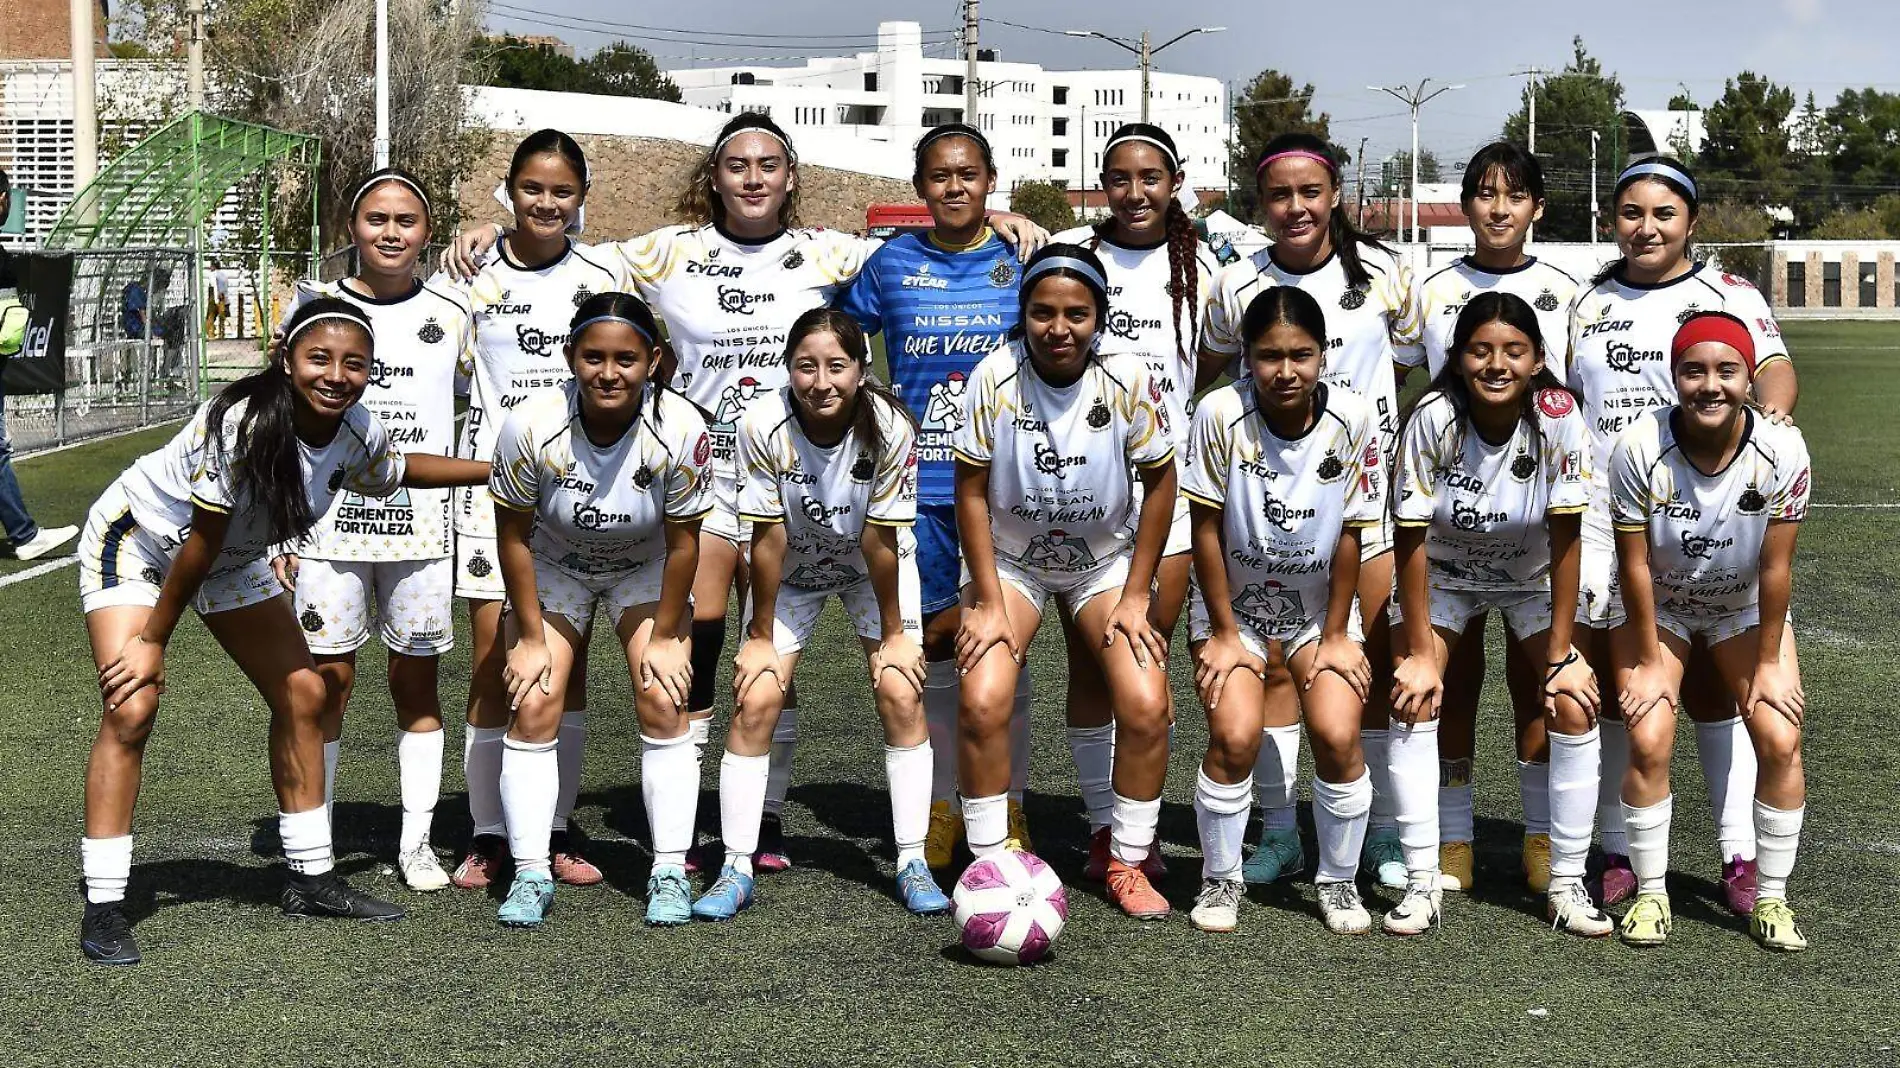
[964,0,980,130]
[1065,25,1224,125]
[1138,31,1151,123]
[374,0,390,168]
[1590,130,1602,244]
[1355,135,1369,231]
[1515,66,1544,243]
[1369,79,1464,244]
[70,0,100,211]
[185,0,205,109]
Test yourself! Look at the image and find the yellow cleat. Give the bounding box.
[1619,893,1672,947]
[925,800,963,869]
[1750,898,1809,952]
[1006,799,1035,855]
[1440,840,1475,892]
[1522,833,1552,894]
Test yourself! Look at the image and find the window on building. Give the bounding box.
[1861,260,1879,307]
[1052,117,1068,137]
[865,73,877,91]
[1052,149,1068,169]
[1823,260,1842,307]
[1786,261,1806,308]
[1053,85,1069,105]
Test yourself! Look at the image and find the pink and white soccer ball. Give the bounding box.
[953,850,1068,965]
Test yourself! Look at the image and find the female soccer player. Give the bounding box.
[1387,292,1610,937]
[951,244,1177,920]
[1052,123,1221,875]
[453,129,622,891]
[76,299,490,965]
[695,308,948,920]
[487,292,712,928]
[1610,312,1811,951]
[1198,132,1422,890]
[274,168,472,892]
[1183,286,1381,936]
[1567,156,1797,909]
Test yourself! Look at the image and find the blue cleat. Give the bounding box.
[497,870,555,928]
[690,865,756,922]
[1242,827,1305,885]
[646,865,694,926]
[896,858,952,915]
[1362,826,1407,890]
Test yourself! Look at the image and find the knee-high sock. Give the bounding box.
[1624,795,1672,898]
[1067,724,1115,830]
[962,792,1009,859]
[1008,672,1032,801]
[1439,757,1474,843]
[1255,724,1302,830]
[397,727,445,854]
[552,710,586,832]
[1362,728,1397,831]
[1546,728,1600,889]
[718,751,769,876]
[1518,759,1551,837]
[1312,770,1372,884]
[1753,800,1803,902]
[464,724,507,839]
[1597,718,1630,854]
[764,705,797,817]
[1195,770,1253,882]
[642,732,701,870]
[1388,718,1441,879]
[279,806,334,876]
[1696,716,1759,863]
[500,736,558,877]
[1109,791,1160,866]
[886,741,933,867]
[924,660,960,805]
[82,835,134,904]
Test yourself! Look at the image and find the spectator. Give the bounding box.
[0,169,78,561]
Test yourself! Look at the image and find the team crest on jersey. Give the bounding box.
[989,260,1017,288]
[467,549,494,578]
[418,318,446,345]
[1510,452,1538,481]
[140,565,163,585]
[781,248,805,271]
[1676,304,1702,325]
[1339,285,1368,311]
[1086,400,1111,429]
[1534,288,1560,312]
[632,465,654,491]
[1317,452,1345,482]
[299,606,325,633]
[1536,388,1575,419]
[573,286,593,308]
[1737,485,1767,514]
[850,453,875,482]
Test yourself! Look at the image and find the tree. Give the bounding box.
[1380,150,1442,196]
[1224,69,1349,221]
[1811,207,1891,240]
[476,35,681,102]
[584,41,682,102]
[1825,88,1900,198]
[1008,180,1076,233]
[1694,201,1773,285]
[1501,37,1624,241]
[1698,73,1796,205]
[1787,91,1836,232]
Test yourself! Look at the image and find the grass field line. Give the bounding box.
[0,555,76,590]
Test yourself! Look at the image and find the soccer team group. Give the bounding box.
[69,110,1816,967]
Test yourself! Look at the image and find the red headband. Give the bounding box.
[1670,314,1755,376]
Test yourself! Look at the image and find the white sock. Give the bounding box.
[1195,770,1252,882]
[1753,800,1803,902]
[1439,757,1474,843]
[924,660,960,805]
[1696,716,1759,863]
[962,791,1009,858]
[1109,791,1160,866]
[1546,728,1600,885]
[1623,795,1673,898]
[886,741,933,867]
[499,736,558,876]
[323,738,341,823]
[642,732,701,870]
[1362,728,1396,831]
[1598,718,1630,854]
[1255,724,1302,830]
[1312,771,1372,884]
[1518,759,1551,837]
[464,724,508,838]
[1067,724,1115,830]
[1008,671,1032,801]
[279,806,334,876]
[1388,718,1441,878]
[81,835,133,904]
[552,709,587,833]
[719,750,769,877]
[397,727,444,854]
[764,705,797,818]
[687,716,711,758]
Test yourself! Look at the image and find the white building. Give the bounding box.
[666,21,1230,198]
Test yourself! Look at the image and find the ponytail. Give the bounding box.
[1163,200,1201,362]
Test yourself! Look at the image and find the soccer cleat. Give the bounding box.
[895,859,952,915]
[548,831,604,887]
[451,834,510,890]
[925,800,963,868]
[79,901,141,966]
[1440,840,1475,892]
[1383,878,1443,936]
[1749,898,1808,952]
[1006,799,1035,855]
[1619,893,1672,947]
[1105,858,1171,920]
[399,844,452,892]
[645,866,693,926]
[1083,827,1169,882]
[755,814,793,874]
[690,865,756,921]
[1722,856,1759,915]
[281,871,405,921]
[1189,878,1244,933]
[1599,853,1637,906]
[682,840,719,876]
[1362,827,1407,889]
[1547,883,1614,938]
[1317,880,1372,935]
[13,524,78,562]
[496,871,555,928]
[1522,834,1553,894]
[1242,827,1305,886]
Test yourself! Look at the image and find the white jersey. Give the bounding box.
[737,388,917,592]
[116,398,403,569]
[490,381,713,577]
[1568,264,1788,538]
[456,239,624,536]
[1053,225,1221,451]
[1610,407,1810,620]
[952,343,1174,574]
[1202,243,1423,449]
[1414,256,1580,382]
[615,224,873,473]
[1181,381,1384,635]
[1393,388,1591,591]
[283,279,472,561]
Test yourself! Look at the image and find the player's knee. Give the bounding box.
[1113,689,1170,747]
[1753,720,1804,777]
[958,684,1014,739]
[510,701,562,744]
[1306,721,1360,778]
[635,686,686,736]
[1205,714,1260,771]
[281,668,329,720]
[733,684,783,740]
[875,671,924,725]
[1545,696,1593,736]
[103,691,160,748]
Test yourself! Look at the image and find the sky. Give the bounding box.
[484,0,1900,171]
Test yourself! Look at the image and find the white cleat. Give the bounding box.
[400,844,453,892]
[1317,880,1372,935]
[1189,878,1243,933]
[1547,883,1614,938]
[1383,877,1443,936]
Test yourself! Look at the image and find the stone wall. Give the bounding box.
[456,132,915,239]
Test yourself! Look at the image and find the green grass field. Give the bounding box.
[3,323,1898,1066]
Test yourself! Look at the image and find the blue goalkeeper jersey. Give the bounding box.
[834,229,1021,504]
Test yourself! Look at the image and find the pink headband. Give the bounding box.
[1256,149,1336,176]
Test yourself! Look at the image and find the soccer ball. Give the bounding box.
[953,850,1068,965]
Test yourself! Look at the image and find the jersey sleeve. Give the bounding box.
[1718,275,1791,369]
[1123,365,1175,469]
[1180,390,1233,509]
[342,411,405,499]
[187,408,238,514]
[1394,274,1435,370]
[1343,405,1387,527]
[867,404,919,526]
[1767,427,1812,523]
[832,252,886,336]
[613,227,678,299]
[1199,262,1251,358]
[487,404,542,512]
[950,358,998,465]
[1544,400,1591,515]
[1384,256,1426,366]
[814,229,876,290]
[1391,398,1446,526]
[735,411,786,524]
[1608,427,1655,532]
[666,406,716,522]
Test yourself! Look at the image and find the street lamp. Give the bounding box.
[1064,26,1226,123]
[1367,79,1464,243]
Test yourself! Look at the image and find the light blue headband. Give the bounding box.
[570,314,655,346]
[1620,160,1698,201]
[1023,255,1109,297]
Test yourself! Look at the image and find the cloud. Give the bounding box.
[1783,0,1822,23]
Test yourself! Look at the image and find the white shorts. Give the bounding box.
[701,465,750,548]
[1391,585,1553,641]
[532,557,666,633]
[744,568,924,657]
[78,481,282,616]
[1187,582,1365,661]
[1137,481,1192,558]
[454,533,507,601]
[1577,533,1626,629]
[1359,514,1394,561]
[975,549,1133,617]
[1655,604,1762,647]
[294,556,455,656]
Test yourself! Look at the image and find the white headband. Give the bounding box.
[287,310,373,348]
[1102,133,1179,172]
[350,173,431,217]
[1023,255,1109,296]
[714,125,793,161]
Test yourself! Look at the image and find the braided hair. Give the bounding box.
[1090,123,1201,364]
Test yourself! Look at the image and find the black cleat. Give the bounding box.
[80,901,142,966]
[281,871,406,922]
